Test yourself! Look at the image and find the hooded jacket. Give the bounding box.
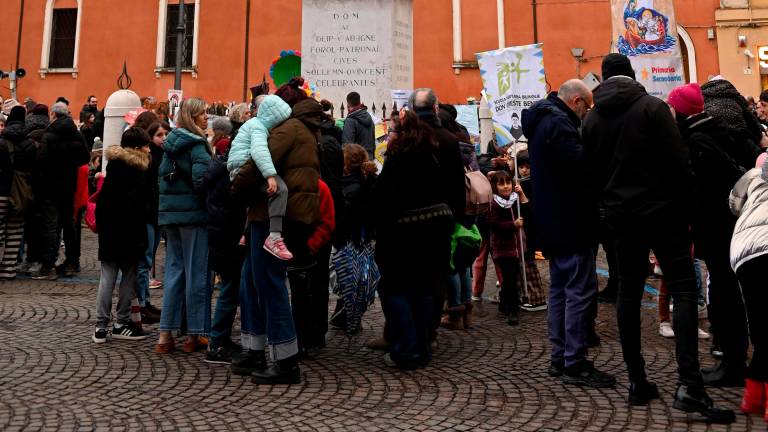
[25,114,49,134]
[38,116,90,199]
[521,92,597,254]
[701,79,764,165]
[582,77,693,225]
[227,95,292,180]
[158,127,212,226]
[1,120,37,173]
[342,106,376,158]
[729,165,768,271]
[96,146,150,262]
[678,112,744,256]
[246,99,322,226]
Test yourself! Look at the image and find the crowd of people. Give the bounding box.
[1,52,768,424]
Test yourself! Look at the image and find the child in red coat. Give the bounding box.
[487,170,528,326]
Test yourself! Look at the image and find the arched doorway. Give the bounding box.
[677,25,697,83]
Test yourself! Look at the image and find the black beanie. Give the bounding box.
[602,53,636,81]
[7,106,26,123]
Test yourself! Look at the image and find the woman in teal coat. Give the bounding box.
[155,97,213,354]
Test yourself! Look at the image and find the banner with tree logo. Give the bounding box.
[476,44,547,147]
[611,0,685,98]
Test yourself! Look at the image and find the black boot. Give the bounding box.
[230,350,266,376]
[628,380,660,406]
[251,355,301,385]
[673,385,735,424]
[586,326,601,348]
[507,309,519,326]
[701,360,746,387]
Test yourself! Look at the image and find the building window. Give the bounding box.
[164,3,195,68]
[40,0,83,77]
[49,8,77,69]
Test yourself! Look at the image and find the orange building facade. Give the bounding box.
[0,0,724,108]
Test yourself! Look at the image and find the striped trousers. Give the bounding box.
[0,196,24,279]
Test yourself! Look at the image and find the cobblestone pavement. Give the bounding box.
[0,231,761,432]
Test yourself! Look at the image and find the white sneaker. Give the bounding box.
[659,321,675,338]
[471,295,482,302]
[697,327,710,340]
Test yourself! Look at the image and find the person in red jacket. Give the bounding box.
[291,178,335,356]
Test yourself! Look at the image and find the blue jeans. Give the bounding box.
[693,259,705,306]
[448,266,472,307]
[381,287,433,368]
[239,223,298,361]
[137,224,161,307]
[159,225,212,336]
[547,248,597,368]
[210,266,241,348]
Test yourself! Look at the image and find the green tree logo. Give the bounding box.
[497,53,530,94]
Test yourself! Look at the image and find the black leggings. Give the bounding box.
[736,254,768,381]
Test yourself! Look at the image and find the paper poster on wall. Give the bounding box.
[610,0,685,98]
[476,44,547,147]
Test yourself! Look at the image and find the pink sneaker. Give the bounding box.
[149,279,163,289]
[263,236,294,261]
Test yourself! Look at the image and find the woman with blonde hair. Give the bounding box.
[155,97,214,354]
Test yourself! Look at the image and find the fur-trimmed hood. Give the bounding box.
[106,146,150,171]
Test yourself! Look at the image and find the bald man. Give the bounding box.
[521,79,615,389]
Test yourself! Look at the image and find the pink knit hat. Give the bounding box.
[667,83,704,117]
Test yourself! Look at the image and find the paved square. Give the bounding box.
[0,231,758,431]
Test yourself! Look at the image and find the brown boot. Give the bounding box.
[366,334,391,351]
[463,301,474,329]
[440,311,464,330]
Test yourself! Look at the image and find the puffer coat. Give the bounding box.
[729,163,768,271]
[227,95,292,179]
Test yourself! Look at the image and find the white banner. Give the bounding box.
[476,44,547,147]
[611,0,686,98]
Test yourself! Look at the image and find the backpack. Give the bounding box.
[465,169,492,216]
[6,141,34,215]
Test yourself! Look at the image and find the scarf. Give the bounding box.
[493,193,518,209]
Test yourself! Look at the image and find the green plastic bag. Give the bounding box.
[450,223,482,270]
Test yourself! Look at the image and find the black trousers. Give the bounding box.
[495,256,520,313]
[736,255,768,381]
[700,239,748,368]
[290,245,331,349]
[612,218,703,387]
[40,196,75,269]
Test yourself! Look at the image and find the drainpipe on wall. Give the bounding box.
[16,0,24,69]
[243,0,251,102]
[532,0,538,43]
[497,0,505,49]
[452,0,462,74]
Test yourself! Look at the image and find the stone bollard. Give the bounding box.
[102,89,141,172]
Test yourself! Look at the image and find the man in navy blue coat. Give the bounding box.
[521,79,615,389]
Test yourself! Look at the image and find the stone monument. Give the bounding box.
[301,0,413,111]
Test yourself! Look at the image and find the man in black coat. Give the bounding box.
[582,54,734,423]
[522,79,613,388]
[32,102,90,280]
[341,92,376,159]
[668,84,750,387]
